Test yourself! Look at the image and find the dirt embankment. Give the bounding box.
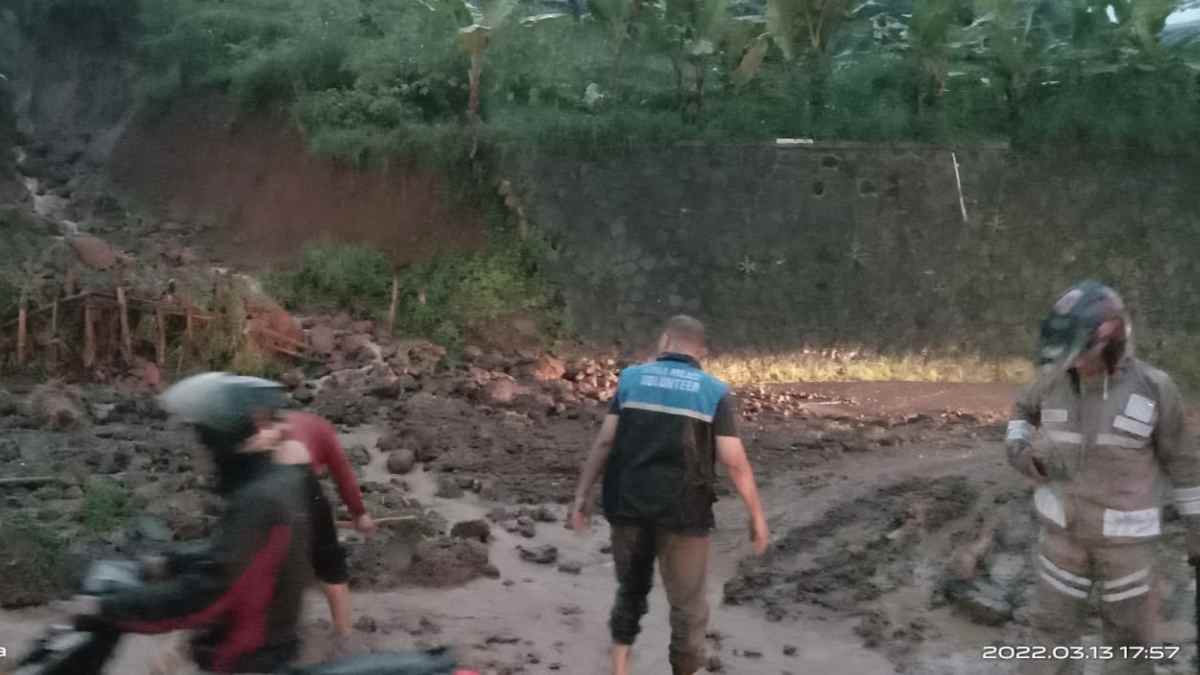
[107,95,486,269]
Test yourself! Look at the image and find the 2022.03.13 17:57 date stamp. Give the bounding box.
[982,645,1181,661]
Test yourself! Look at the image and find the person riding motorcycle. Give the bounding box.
[1005,281,1200,675]
[68,372,315,674]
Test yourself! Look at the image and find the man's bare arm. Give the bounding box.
[572,414,620,520]
[716,435,769,554]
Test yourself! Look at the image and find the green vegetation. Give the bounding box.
[392,233,562,345]
[265,243,394,317]
[0,511,65,568]
[80,477,135,534]
[0,512,70,603]
[267,233,561,346]
[52,0,1193,168]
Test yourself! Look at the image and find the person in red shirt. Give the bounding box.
[251,410,376,640]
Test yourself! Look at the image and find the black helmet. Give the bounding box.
[1037,280,1129,372]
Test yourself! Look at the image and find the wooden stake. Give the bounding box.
[155,306,166,366]
[49,299,59,369]
[387,273,400,336]
[16,295,27,366]
[84,300,96,368]
[117,286,132,363]
[179,304,194,374]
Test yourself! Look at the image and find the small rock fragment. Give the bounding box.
[517,544,558,565]
[516,516,537,539]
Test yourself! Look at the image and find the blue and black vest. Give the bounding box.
[603,353,730,533]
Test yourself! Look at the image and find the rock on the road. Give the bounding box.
[517,544,558,565]
[516,516,537,539]
[950,579,1014,626]
[386,449,416,475]
[450,519,491,544]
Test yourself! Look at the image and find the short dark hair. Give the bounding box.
[662,315,706,349]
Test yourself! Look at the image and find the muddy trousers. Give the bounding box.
[1020,528,1159,675]
[608,523,710,675]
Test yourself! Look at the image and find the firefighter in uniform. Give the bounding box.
[1006,280,1199,674]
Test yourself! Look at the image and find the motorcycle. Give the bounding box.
[11,560,476,675]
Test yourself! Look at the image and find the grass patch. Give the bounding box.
[264,243,393,318]
[707,349,1034,386]
[0,512,66,568]
[265,236,564,349]
[80,477,134,535]
[0,512,70,606]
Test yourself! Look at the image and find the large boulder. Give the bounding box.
[68,234,118,270]
[386,449,416,475]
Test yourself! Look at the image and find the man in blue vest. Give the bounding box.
[571,315,769,675]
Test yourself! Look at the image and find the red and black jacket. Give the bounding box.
[96,463,314,673]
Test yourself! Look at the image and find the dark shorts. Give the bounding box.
[306,472,350,585]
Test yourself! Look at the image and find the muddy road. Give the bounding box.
[1,380,1197,674]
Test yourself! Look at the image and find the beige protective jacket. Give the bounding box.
[1007,355,1197,543]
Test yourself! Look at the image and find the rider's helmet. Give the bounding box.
[159,372,286,494]
[1037,280,1130,373]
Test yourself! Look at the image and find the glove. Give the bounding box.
[1006,441,1049,482]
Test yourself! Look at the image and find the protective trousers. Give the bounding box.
[609,523,710,675]
[1021,527,1159,675]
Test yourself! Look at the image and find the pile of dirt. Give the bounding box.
[348,525,494,591]
[723,476,980,621]
[405,537,494,587]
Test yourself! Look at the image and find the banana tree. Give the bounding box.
[765,0,852,57]
[764,0,853,121]
[457,0,518,119]
[961,0,1064,125]
[965,0,1191,128]
[907,0,959,114]
[669,0,732,122]
[589,0,639,86]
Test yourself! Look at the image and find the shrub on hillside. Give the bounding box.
[266,243,393,318]
[266,237,561,347]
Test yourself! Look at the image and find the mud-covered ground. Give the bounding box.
[4,368,1200,674]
